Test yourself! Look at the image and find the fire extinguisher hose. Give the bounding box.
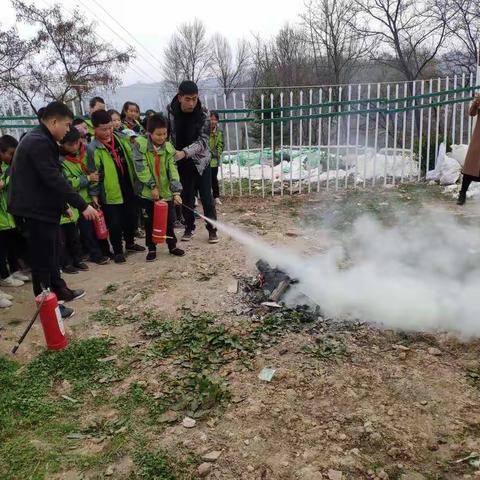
[11,290,49,355]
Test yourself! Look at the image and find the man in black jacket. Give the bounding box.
[8,101,98,317]
[167,80,219,244]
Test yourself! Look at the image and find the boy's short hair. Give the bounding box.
[42,102,74,121]
[89,96,105,109]
[178,80,198,96]
[147,114,168,134]
[37,107,46,121]
[0,135,19,152]
[60,127,81,144]
[91,110,112,128]
[210,111,220,121]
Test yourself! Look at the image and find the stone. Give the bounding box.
[387,409,394,416]
[247,465,255,472]
[227,279,239,294]
[428,347,442,356]
[202,451,222,462]
[158,411,179,424]
[399,352,407,360]
[197,462,212,477]
[105,466,114,476]
[327,470,343,480]
[182,417,196,429]
[400,473,426,480]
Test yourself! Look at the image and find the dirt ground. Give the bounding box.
[1,184,480,480]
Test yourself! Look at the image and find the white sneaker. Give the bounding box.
[0,297,12,308]
[215,198,222,206]
[0,290,13,300]
[0,275,24,287]
[12,271,30,282]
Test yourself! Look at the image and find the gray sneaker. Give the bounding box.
[208,231,219,244]
[181,230,194,242]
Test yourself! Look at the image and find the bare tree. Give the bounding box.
[439,0,480,75]
[2,1,133,112]
[162,19,212,86]
[211,34,249,98]
[354,0,451,84]
[0,27,31,83]
[301,0,374,85]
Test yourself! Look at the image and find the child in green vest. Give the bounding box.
[59,128,93,274]
[60,127,109,267]
[84,96,106,141]
[87,109,145,263]
[133,114,185,261]
[108,109,123,134]
[209,111,224,205]
[0,135,29,298]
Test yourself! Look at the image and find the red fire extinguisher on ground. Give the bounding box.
[37,291,68,351]
[11,290,68,354]
[152,200,168,244]
[93,209,109,240]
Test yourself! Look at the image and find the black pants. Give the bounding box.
[178,161,217,233]
[0,229,22,279]
[460,174,480,194]
[211,166,220,199]
[60,222,83,268]
[102,201,138,255]
[77,215,103,261]
[138,198,177,252]
[23,218,67,297]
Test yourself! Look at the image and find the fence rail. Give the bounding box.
[1,74,477,197]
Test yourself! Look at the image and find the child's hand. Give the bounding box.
[173,194,182,206]
[91,196,100,209]
[151,187,160,201]
[66,207,74,220]
[88,171,99,182]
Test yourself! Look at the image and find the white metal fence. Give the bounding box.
[1,73,477,197]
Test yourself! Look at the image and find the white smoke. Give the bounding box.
[201,207,480,338]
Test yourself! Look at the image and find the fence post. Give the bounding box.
[232,92,242,197]
[241,93,251,196]
[280,91,284,196]
[418,80,425,181]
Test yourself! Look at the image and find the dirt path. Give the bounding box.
[2,185,480,480]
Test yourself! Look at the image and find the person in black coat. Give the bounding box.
[8,101,98,318]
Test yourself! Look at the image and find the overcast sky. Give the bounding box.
[3,0,304,86]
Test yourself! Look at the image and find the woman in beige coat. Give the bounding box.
[458,95,480,204]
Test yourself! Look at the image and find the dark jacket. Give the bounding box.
[8,124,88,224]
[166,96,211,175]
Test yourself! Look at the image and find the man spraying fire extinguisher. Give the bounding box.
[133,114,185,262]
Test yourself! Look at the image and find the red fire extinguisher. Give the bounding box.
[93,209,109,240]
[152,200,168,244]
[37,291,68,351]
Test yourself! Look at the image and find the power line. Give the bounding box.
[78,0,158,82]
[88,0,162,69]
[38,0,158,84]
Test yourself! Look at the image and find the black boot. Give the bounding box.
[457,191,467,205]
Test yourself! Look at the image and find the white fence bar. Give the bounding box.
[241,93,251,196]
[392,84,400,187]
[407,81,416,182]
[317,88,323,192]
[270,93,275,197]
[434,78,441,167]
[452,75,457,144]
[335,86,343,190]
[384,84,390,185]
[373,83,381,187]
[308,89,313,193]
[289,91,294,195]
[460,73,466,144]
[354,84,361,188]
[363,83,371,188]
[298,90,304,194]
[280,92,284,196]
[232,93,242,197]
[345,84,352,189]
[326,87,333,190]
[260,94,265,198]
[418,80,425,181]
